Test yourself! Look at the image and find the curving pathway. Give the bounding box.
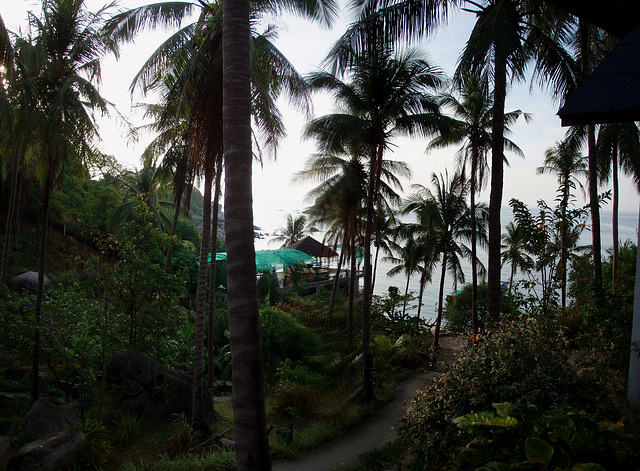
[272,336,463,471]
[273,371,441,471]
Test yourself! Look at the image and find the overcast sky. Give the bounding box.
[3,0,639,221]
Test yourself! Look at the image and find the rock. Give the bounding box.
[0,436,12,471]
[142,369,214,426]
[111,381,150,417]
[23,400,79,437]
[9,272,52,292]
[7,430,85,471]
[106,351,165,390]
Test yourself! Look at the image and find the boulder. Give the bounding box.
[7,430,85,471]
[9,272,52,292]
[143,369,213,425]
[111,380,150,417]
[106,351,165,390]
[23,400,79,437]
[0,436,12,471]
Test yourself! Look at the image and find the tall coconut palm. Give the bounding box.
[501,221,533,295]
[306,39,452,401]
[536,139,586,308]
[296,151,367,333]
[270,213,315,248]
[596,122,640,290]
[385,230,421,319]
[109,0,337,430]
[428,73,527,332]
[403,171,487,349]
[14,0,114,401]
[335,0,575,325]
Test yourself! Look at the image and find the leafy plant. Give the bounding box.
[442,403,640,470]
[400,315,616,468]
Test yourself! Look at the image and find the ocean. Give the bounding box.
[253,206,639,323]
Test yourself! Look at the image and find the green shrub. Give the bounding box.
[443,283,488,334]
[259,307,319,371]
[400,315,616,469]
[443,403,640,471]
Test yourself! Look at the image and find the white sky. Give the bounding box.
[2,0,639,219]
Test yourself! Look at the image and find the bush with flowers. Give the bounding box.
[400,314,616,469]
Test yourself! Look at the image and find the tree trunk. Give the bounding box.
[164,189,183,273]
[580,20,602,287]
[223,1,271,468]
[347,235,356,353]
[32,173,53,402]
[192,161,213,427]
[402,274,410,319]
[487,48,507,325]
[371,243,380,295]
[470,147,479,333]
[416,268,427,334]
[612,148,619,291]
[433,253,448,351]
[327,236,346,329]
[0,151,19,299]
[208,153,223,391]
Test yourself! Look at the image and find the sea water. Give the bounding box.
[252,206,639,324]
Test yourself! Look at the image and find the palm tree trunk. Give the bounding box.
[347,238,356,353]
[0,151,19,299]
[433,253,448,351]
[612,148,619,291]
[164,189,183,273]
[371,243,380,295]
[487,48,507,325]
[470,149,479,333]
[208,153,223,391]
[402,274,410,319]
[327,237,346,329]
[361,143,382,403]
[416,268,427,334]
[32,173,53,401]
[223,1,270,467]
[580,20,603,287]
[193,161,213,427]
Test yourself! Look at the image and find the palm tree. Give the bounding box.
[109,0,337,431]
[14,0,114,401]
[335,0,574,325]
[596,122,640,290]
[306,40,452,401]
[385,230,421,319]
[403,171,487,349]
[536,140,586,308]
[295,151,367,334]
[501,221,533,295]
[428,73,526,332]
[106,166,174,235]
[270,213,315,248]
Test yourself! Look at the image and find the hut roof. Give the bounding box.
[287,236,338,258]
[558,23,640,126]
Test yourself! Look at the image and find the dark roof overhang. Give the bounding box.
[557,23,640,127]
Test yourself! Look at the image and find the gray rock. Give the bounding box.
[9,272,51,292]
[111,381,150,417]
[0,436,12,471]
[106,351,165,390]
[23,400,79,437]
[7,430,85,471]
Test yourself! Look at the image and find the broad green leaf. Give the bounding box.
[493,402,517,418]
[571,464,606,471]
[525,437,554,465]
[478,462,511,471]
[454,412,518,431]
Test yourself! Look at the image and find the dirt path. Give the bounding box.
[273,336,464,471]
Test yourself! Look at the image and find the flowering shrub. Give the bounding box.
[400,315,616,468]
